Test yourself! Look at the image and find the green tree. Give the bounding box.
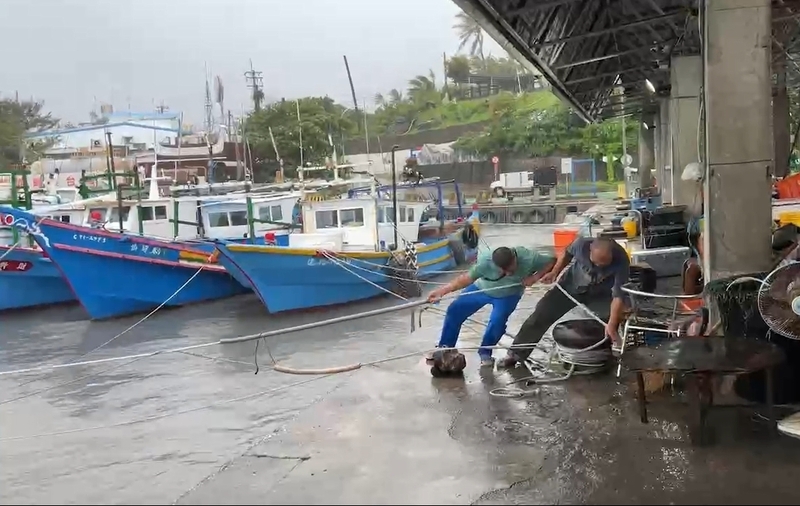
[245,97,356,180]
[454,12,486,67]
[407,70,441,107]
[0,98,58,166]
[445,55,471,82]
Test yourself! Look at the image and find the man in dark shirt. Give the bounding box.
[499,237,630,368]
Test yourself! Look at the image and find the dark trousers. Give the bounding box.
[510,286,612,360]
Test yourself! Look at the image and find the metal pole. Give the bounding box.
[391,145,399,249]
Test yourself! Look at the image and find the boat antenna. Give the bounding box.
[296,99,304,168]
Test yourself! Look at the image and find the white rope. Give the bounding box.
[78,264,207,358]
[0,241,20,262]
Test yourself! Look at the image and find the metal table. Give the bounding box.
[622,337,785,445]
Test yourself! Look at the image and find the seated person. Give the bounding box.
[683,215,703,295]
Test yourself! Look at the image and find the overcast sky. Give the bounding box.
[0,0,502,126]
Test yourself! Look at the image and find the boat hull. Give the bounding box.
[0,247,75,310]
[0,208,248,320]
[215,237,461,313]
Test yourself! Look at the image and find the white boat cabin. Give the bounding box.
[292,197,429,252]
[57,193,299,241]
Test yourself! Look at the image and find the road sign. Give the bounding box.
[560,158,573,175]
[491,156,499,165]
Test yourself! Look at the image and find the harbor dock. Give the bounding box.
[2,226,799,505]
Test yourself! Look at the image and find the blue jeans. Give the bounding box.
[438,284,522,360]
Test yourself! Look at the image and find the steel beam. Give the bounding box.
[505,0,582,17]
[533,10,687,48]
[564,65,650,85]
[554,46,656,69]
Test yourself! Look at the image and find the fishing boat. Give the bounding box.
[0,204,252,319]
[214,186,480,313]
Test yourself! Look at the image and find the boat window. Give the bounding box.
[340,208,364,227]
[89,208,108,221]
[399,206,407,222]
[154,205,167,220]
[270,205,283,221]
[383,207,394,223]
[407,207,415,222]
[140,206,153,221]
[208,212,229,227]
[377,207,386,223]
[229,210,248,226]
[258,206,272,222]
[109,206,131,223]
[315,210,338,229]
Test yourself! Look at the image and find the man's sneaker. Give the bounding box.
[480,356,495,368]
[497,354,519,368]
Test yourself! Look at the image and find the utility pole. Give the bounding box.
[244,59,264,112]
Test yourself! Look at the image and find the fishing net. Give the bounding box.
[386,254,421,299]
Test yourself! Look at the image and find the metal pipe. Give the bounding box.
[220,299,428,345]
[390,144,399,249]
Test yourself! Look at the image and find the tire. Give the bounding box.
[529,209,545,224]
[481,211,497,224]
[511,211,527,224]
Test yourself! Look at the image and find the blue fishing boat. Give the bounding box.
[214,193,481,313]
[0,206,249,320]
[0,245,75,311]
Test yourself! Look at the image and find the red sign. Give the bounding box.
[491,156,499,164]
[492,156,500,180]
[0,214,14,226]
[0,260,32,272]
[66,176,75,187]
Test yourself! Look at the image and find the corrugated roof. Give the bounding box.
[452,0,800,122]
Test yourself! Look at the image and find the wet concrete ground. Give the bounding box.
[3,226,800,505]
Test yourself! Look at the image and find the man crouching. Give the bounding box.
[499,237,629,368]
[426,246,556,367]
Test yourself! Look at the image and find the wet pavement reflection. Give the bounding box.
[3,226,800,505]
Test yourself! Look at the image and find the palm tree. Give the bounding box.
[374,92,386,107]
[454,12,486,67]
[388,89,404,105]
[408,71,441,106]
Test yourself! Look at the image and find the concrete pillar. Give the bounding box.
[774,58,791,178]
[702,0,773,280]
[669,56,702,205]
[658,99,672,200]
[653,108,662,184]
[638,112,655,188]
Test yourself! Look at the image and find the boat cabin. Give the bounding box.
[69,192,300,241]
[292,197,429,252]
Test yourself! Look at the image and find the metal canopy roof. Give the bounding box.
[452,0,800,123]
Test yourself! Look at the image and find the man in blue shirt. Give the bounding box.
[427,246,556,366]
[499,237,630,368]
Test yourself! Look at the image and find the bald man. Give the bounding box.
[499,237,630,368]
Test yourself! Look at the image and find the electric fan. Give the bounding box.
[757,262,800,339]
[755,261,800,438]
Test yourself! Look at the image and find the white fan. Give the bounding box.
[755,262,800,438]
[757,262,800,339]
